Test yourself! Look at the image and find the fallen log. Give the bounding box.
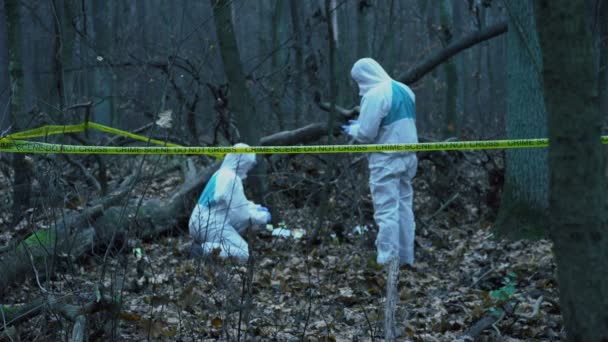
[260,122,343,146]
[0,160,220,292]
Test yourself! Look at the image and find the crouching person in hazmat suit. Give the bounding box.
[343,58,418,266]
[189,143,271,261]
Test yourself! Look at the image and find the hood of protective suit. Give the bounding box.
[351,58,392,96]
[221,143,256,179]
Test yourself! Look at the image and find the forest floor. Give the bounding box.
[3,150,564,341]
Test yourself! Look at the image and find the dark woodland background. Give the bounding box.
[0,0,607,341]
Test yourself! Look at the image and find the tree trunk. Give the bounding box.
[316,0,338,225]
[313,0,339,244]
[5,0,32,224]
[494,1,548,238]
[289,0,303,128]
[599,0,608,204]
[91,0,113,126]
[535,2,608,341]
[18,0,38,116]
[474,3,486,129]
[439,0,458,138]
[378,0,396,70]
[0,0,9,135]
[51,0,67,112]
[270,0,285,130]
[211,0,258,145]
[5,0,21,130]
[600,0,608,122]
[211,0,268,206]
[356,0,371,59]
[452,0,466,133]
[325,0,337,147]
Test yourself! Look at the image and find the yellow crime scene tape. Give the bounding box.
[1,121,608,156]
[4,122,181,147]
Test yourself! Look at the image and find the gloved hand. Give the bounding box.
[257,206,271,223]
[341,120,359,136]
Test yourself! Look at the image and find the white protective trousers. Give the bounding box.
[369,154,417,265]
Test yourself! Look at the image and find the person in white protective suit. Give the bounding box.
[189,143,271,261]
[343,58,418,266]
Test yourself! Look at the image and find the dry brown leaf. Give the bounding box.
[211,317,222,328]
[119,311,142,321]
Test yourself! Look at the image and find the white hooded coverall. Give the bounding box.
[189,144,268,261]
[349,58,418,265]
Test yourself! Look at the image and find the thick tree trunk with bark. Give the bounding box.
[91,0,113,126]
[495,1,548,238]
[439,0,458,137]
[600,0,608,121]
[356,0,371,59]
[18,0,38,114]
[535,1,608,340]
[211,0,258,145]
[0,0,8,135]
[270,0,286,130]
[5,0,32,225]
[289,0,303,128]
[211,0,269,206]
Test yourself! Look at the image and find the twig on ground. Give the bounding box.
[470,266,495,288]
[516,296,543,320]
[462,300,517,340]
[428,193,460,222]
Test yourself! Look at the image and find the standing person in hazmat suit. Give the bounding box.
[343,58,418,266]
[189,143,272,261]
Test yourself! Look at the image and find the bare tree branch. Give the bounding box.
[318,20,508,113]
[260,122,342,146]
[398,21,508,84]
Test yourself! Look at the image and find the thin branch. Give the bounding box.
[317,20,508,112]
[260,122,342,146]
[316,103,360,117]
[397,20,508,84]
[516,296,543,320]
